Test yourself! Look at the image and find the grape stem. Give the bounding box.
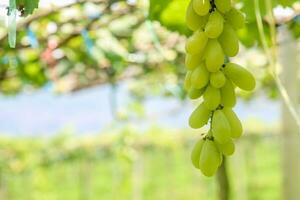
[206,104,224,141]
[209,0,216,13]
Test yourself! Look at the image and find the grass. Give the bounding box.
[0,132,281,200]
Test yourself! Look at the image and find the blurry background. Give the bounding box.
[0,0,299,199]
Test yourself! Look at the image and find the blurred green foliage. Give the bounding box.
[0,127,281,200]
[148,0,300,45]
[15,0,39,16]
[0,0,187,97]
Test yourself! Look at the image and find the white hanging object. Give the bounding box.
[8,0,17,48]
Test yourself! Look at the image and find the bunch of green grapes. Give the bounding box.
[185,0,256,176]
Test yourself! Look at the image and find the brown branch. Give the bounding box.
[9,4,139,50]
[0,0,108,44]
[66,65,144,92]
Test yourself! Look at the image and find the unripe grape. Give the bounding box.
[212,110,231,144]
[188,87,205,99]
[185,0,248,176]
[219,23,239,57]
[184,71,192,90]
[215,0,232,13]
[224,63,256,91]
[193,0,210,16]
[186,30,208,55]
[203,86,221,110]
[210,71,226,88]
[186,1,209,31]
[191,63,210,89]
[205,11,224,38]
[185,53,203,71]
[220,79,236,107]
[191,139,205,168]
[205,39,224,72]
[216,139,235,156]
[222,107,243,138]
[225,8,245,30]
[199,140,221,177]
[189,102,211,129]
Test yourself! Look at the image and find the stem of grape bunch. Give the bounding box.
[185,0,256,177]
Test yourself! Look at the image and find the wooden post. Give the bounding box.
[217,156,230,200]
[278,26,300,200]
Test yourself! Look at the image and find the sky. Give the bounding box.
[0,80,280,136]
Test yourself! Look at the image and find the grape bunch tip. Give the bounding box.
[185,0,256,177]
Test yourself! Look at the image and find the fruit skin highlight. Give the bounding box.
[185,0,255,176]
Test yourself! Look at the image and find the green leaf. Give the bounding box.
[149,0,190,35]
[289,17,300,38]
[16,0,39,15]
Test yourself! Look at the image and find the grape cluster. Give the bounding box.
[185,0,256,176]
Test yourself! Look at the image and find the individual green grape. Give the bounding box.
[210,71,226,88]
[188,87,205,99]
[191,139,205,168]
[215,0,232,13]
[203,86,221,110]
[205,39,224,72]
[186,30,208,55]
[184,71,192,90]
[186,1,209,31]
[224,63,256,91]
[220,79,236,107]
[216,139,235,156]
[212,110,231,144]
[193,0,210,16]
[225,8,245,30]
[199,140,221,177]
[219,23,239,57]
[189,102,211,129]
[185,53,203,71]
[205,11,224,38]
[191,63,209,89]
[222,107,243,138]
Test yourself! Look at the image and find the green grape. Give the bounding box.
[219,23,239,57]
[216,139,235,156]
[204,39,224,72]
[186,30,208,55]
[186,1,208,31]
[225,8,245,30]
[189,102,211,129]
[185,0,248,176]
[203,86,221,110]
[191,63,209,89]
[222,107,243,138]
[205,11,224,38]
[210,71,226,88]
[199,140,221,177]
[184,71,192,90]
[212,110,231,144]
[224,63,256,91]
[185,53,203,71]
[188,87,205,99]
[193,0,210,16]
[220,79,236,107]
[191,139,205,168]
[215,0,231,13]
